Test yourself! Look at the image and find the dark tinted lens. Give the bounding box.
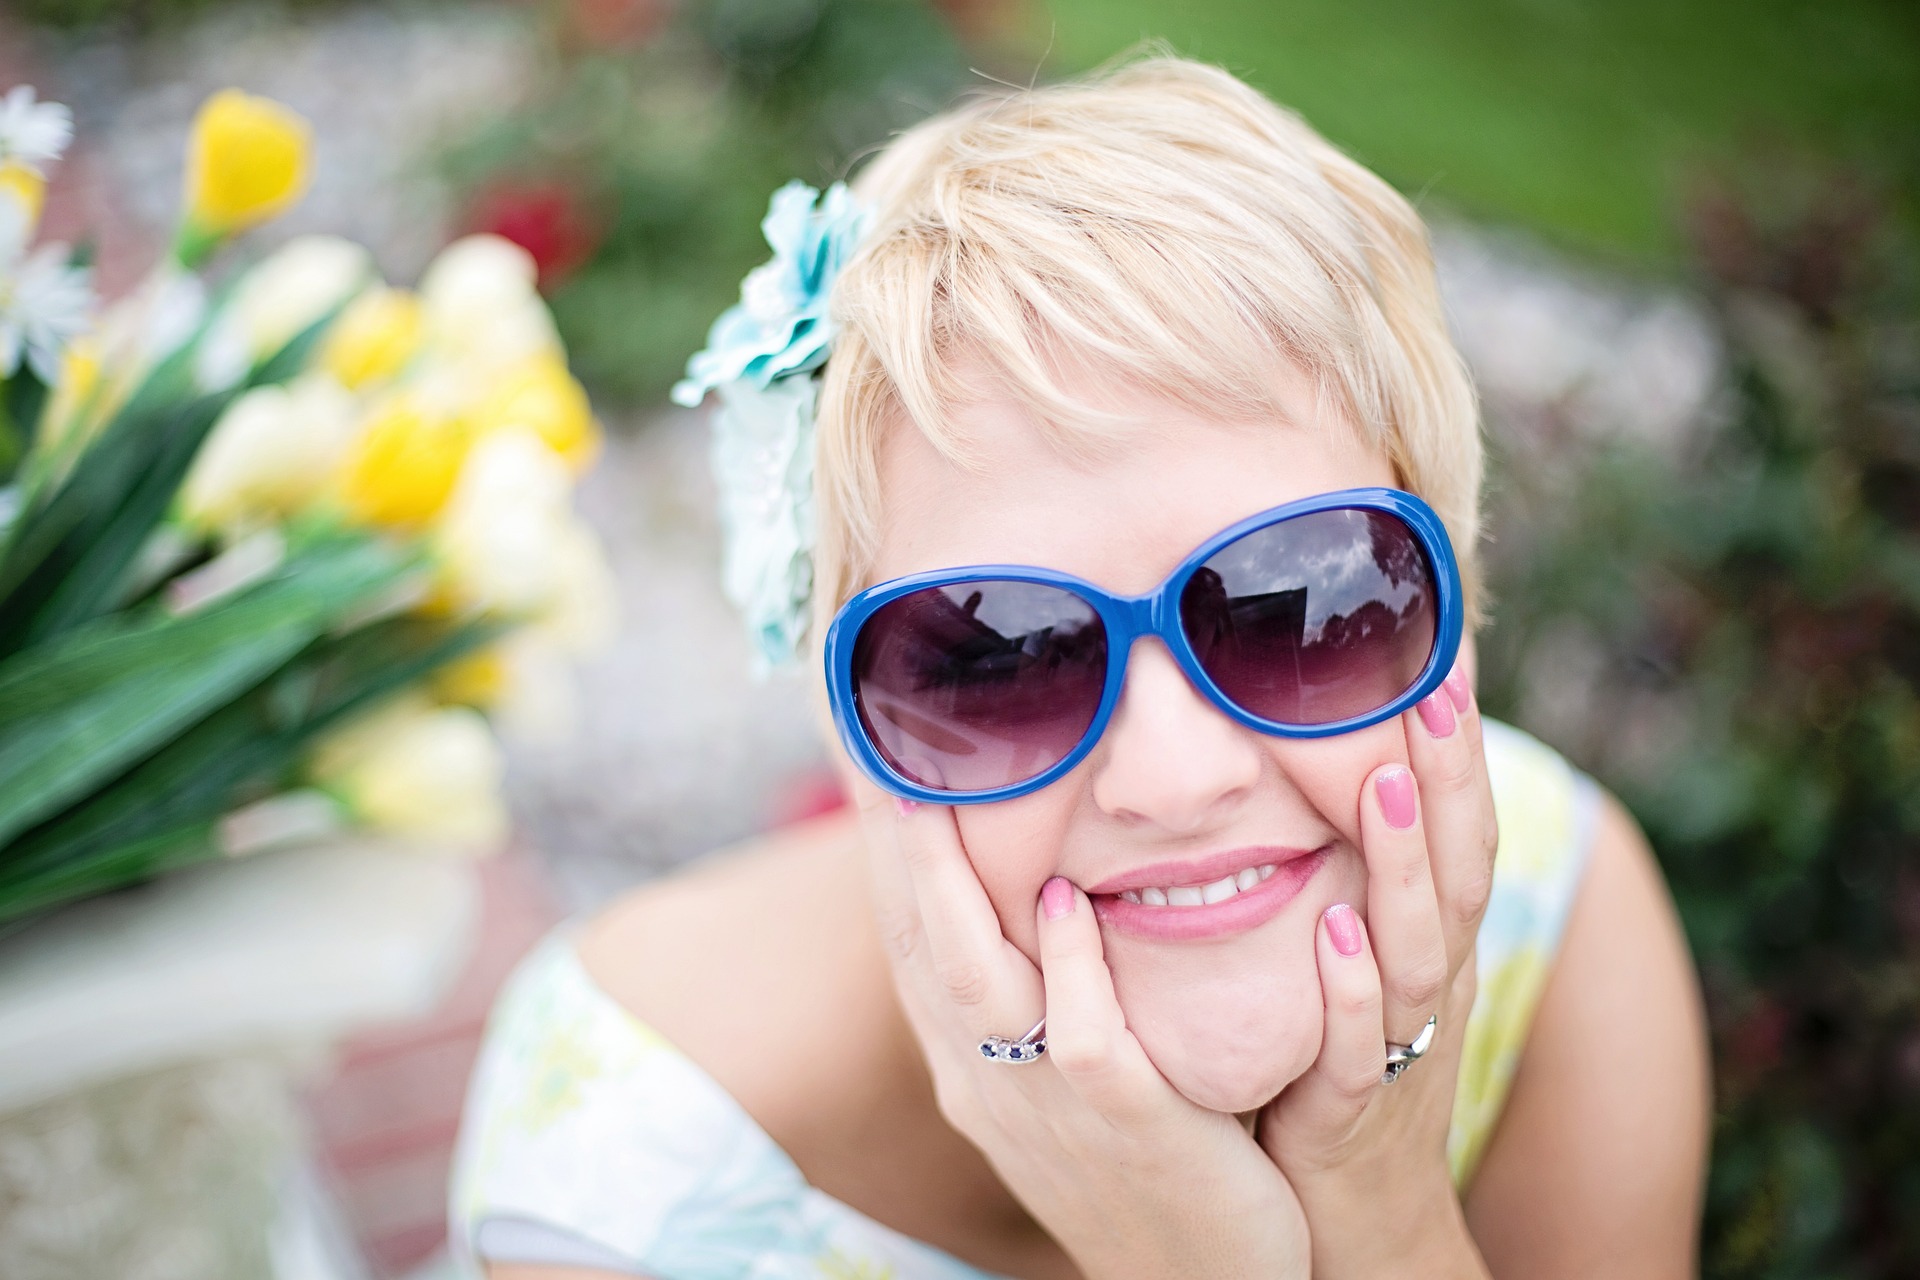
[1179,508,1436,726]
[851,580,1109,793]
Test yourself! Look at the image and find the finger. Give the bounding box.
[1034,877,1156,1121]
[1282,903,1388,1137]
[1406,660,1499,967]
[861,783,1041,1035]
[1361,762,1450,1046]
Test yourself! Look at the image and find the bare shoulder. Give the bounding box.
[1464,788,1711,1279]
[574,808,890,1144]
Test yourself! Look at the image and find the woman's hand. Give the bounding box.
[1256,664,1498,1280]
[856,783,1309,1280]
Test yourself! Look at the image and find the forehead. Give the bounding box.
[870,364,1397,595]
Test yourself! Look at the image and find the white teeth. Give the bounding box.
[1201,876,1238,904]
[1116,863,1285,908]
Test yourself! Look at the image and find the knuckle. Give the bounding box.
[1330,1062,1382,1105]
[875,908,921,964]
[1395,957,1450,1012]
[1453,865,1494,927]
[934,956,994,1009]
[1046,1029,1111,1079]
[1336,982,1382,1022]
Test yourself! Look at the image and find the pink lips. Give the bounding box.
[1089,844,1332,942]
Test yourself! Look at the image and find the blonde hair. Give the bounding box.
[811,54,1484,658]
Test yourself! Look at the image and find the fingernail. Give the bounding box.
[1416,689,1456,738]
[1443,664,1471,712]
[1041,876,1075,921]
[1376,766,1417,829]
[896,796,918,818]
[1325,903,1363,957]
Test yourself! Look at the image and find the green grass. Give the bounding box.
[1033,0,1920,262]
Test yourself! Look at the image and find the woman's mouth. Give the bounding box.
[1088,844,1332,941]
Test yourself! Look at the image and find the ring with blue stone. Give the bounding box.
[979,1018,1048,1065]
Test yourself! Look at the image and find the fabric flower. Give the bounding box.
[671,181,868,406]
[709,375,819,671]
[0,86,73,176]
[673,181,868,670]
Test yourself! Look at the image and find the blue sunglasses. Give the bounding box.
[824,487,1464,804]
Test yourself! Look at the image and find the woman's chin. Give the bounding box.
[1117,973,1324,1115]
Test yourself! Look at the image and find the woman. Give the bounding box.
[451,56,1710,1279]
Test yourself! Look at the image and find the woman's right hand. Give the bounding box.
[857,785,1309,1280]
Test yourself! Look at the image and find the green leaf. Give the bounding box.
[0,304,348,657]
[0,537,409,848]
[0,613,493,897]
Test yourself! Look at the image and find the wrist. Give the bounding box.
[1294,1161,1485,1280]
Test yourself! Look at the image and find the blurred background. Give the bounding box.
[0,0,1914,1277]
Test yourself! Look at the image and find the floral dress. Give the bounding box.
[449,718,1601,1279]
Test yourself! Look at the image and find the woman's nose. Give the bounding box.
[1089,637,1263,833]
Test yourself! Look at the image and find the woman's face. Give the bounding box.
[861,362,1418,1114]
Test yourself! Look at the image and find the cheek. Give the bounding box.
[954,791,1078,956]
[1265,719,1409,859]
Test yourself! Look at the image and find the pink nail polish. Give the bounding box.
[1325,903,1363,956]
[1376,766,1417,829]
[896,796,918,818]
[1416,690,1456,738]
[1443,664,1471,712]
[1041,876,1075,921]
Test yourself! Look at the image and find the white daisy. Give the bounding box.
[0,86,74,176]
[0,242,92,382]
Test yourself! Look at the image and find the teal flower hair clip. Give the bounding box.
[674,180,871,672]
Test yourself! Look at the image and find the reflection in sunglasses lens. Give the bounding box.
[1180,509,1435,726]
[852,581,1109,792]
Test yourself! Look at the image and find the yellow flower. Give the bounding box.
[432,426,572,616]
[470,353,600,471]
[336,391,471,527]
[179,90,311,256]
[307,696,507,854]
[36,335,101,451]
[433,649,510,707]
[321,286,424,390]
[0,162,44,233]
[180,375,357,533]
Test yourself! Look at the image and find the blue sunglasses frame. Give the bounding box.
[824,486,1465,805]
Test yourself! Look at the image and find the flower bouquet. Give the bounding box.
[0,87,612,927]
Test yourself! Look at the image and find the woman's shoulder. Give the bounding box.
[448,810,887,1275]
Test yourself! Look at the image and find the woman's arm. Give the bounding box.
[1463,791,1712,1279]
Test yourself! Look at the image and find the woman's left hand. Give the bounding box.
[1256,663,1498,1279]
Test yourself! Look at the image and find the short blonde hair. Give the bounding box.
[811,55,1484,658]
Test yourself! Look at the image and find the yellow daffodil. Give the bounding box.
[321,286,424,389]
[180,375,357,533]
[433,649,511,708]
[307,696,508,855]
[469,352,601,471]
[432,426,573,616]
[177,90,312,264]
[336,391,471,527]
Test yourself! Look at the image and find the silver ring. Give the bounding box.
[979,1018,1047,1065]
[1380,1015,1437,1085]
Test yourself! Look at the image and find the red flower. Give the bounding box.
[464,179,604,290]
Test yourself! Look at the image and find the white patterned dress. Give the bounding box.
[450,718,1600,1279]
